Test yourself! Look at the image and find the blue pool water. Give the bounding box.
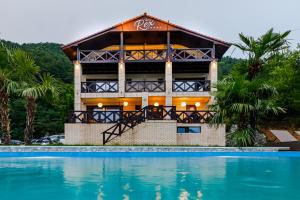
[0,152,300,200]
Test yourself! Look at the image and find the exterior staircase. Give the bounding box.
[101,106,176,145]
[101,106,214,145]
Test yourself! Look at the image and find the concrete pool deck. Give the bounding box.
[0,146,289,152]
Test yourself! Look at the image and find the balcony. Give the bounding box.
[78,48,213,63]
[68,107,214,124]
[172,80,210,92]
[81,80,211,93]
[81,81,118,93]
[124,49,166,62]
[125,81,165,92]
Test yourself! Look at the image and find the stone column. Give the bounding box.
[165,61,172,106]
[118,61,125,97]
[74,61,82,111]
[142,92,148,108]
[209,59,218,103]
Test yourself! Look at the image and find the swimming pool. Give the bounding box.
[0,152,299,200]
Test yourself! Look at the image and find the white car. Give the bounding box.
[49,135,65,144]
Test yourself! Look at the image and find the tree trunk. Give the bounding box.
[248,63,261,80]
[0,90,11,144]
[24,97,36,145]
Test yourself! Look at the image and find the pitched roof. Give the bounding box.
[62,13,231,50]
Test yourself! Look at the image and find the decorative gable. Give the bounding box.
[114,15,177,32]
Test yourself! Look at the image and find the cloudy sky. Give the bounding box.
[0,0,299,57]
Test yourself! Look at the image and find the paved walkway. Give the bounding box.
[0,146,289,152]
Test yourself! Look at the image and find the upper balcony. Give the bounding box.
[81,80,210,93]
[78,48,214,64]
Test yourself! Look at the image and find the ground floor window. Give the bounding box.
[177,126,201,134]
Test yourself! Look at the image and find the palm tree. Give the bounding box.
[0,42,19,144]
[0,69,18,144]
[210,73,285,146]
[9,48,58,144]
[21,73,58,144]
[234,28,290,80]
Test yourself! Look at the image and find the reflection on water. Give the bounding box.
[0,156,300,200]
[62,157,226,199]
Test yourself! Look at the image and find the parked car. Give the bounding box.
[10,140,23,145]
[41,139,50,145]
[49,135,65,144]
[31,139,41,145]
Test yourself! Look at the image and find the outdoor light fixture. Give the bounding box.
[123,101,128,106]
[181,102,186,107]
[195,102,201,107]
[154,102,159,107]
[98,103,103,108]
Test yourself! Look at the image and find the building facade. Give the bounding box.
[63,13,230,145]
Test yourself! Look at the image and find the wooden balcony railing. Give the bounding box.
[68,111,121,123]
[124,49,167,62]
[81,81,118,93]
[125,81,165,92]
[173,80,210,92]
[68,107,214,124]
[176,111,214,123]
[81,80,210,93]
[79,50,120,63]
[171,48,213,62]
[77,48,213,63]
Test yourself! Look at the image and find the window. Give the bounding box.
[177,126,201,134]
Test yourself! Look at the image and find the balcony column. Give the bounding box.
[142,92,148,108]
[74,60,83,111]
[118,61,125,96]
[209,59,218,103]
[165,61,172,106]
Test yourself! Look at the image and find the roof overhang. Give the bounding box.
[63,13,231,60]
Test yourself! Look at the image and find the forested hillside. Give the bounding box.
[1,41,73,140]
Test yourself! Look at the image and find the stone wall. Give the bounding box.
[177,124,226,146]
[107,120,177,145]
[65,121,225,146]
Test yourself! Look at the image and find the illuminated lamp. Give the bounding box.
[195,102,201,107]
[98,103,103,108]
[181,102,187,107]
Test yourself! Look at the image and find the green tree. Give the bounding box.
[211,29,291,146]
[210,72,285,146]
[21,74,58,144]
[0,43,19,144]
[234,28,290,80]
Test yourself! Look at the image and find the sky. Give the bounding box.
[0,0,299,57]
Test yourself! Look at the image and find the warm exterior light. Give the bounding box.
[166,61,172,68]
[154,102,159,107]
[119,62,124,69]
[195,102,201,107]
[181,102,186,107]
[98,103,103,108]
[123,101,128,106]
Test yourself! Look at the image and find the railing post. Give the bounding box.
[212,43,216,60]
[103,131,106,145]
[167,31,171,62]
[120,32,124,61]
